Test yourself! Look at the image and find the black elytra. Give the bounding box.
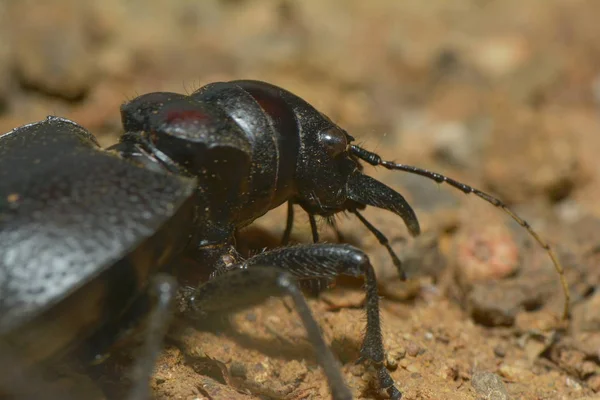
[0,80,570,400]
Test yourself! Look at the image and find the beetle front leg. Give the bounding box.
[240,244,402,400]
[182,265,353,400]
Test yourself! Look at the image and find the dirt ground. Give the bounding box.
[2,1,600,399]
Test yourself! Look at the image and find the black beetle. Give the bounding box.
[0,80,570,400]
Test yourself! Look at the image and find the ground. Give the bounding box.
[1,1,600,399]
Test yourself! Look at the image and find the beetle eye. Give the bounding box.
[319,127,348,157]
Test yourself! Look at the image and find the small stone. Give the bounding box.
[576,292,600,332]
[468,284,523,327]
[349,364,364,377]
[431,121,475,169]
[406,364,421,374]
[406,341,421,357]
[395,347,407,360]
[581,361,597,379]
[410,372,422,380]
[471,371,509,400]
[494,345,506,358]
[229,362,247,379]
[440,364,459,381]
[566,376,583,391]
[454,222,520,285]
[588,374,600,392]
[399,358,411,369]
[469,35,531,78]
[385,353,398,371]
[498,363,533,382]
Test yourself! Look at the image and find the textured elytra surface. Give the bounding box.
[0,117,196,332]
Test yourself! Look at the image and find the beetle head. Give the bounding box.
[293,108,420,237]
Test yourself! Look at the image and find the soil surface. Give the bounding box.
[2,1,600,399]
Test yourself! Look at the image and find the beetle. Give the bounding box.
[0,80,570,400]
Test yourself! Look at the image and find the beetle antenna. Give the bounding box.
[350,144,571,321]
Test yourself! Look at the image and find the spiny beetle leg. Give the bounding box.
[183,265,353,400]
[242,244,401,400]
[127,274,178,400]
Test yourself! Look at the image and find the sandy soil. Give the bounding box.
[1,1,600,399]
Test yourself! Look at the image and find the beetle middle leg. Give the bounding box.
[193,243,402,400]
[182,265,353,400]
[282,202,347,246]
[281,201,322,244]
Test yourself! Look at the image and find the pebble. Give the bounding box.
[471,371,510,400]
[406,341,421,357]
[576,292,600,332]
[439,363,459,381]
[454,222,520,285]
[587,374,600,393]
[385,354,398,371]
[498,363,533,382]
[229,362,247,379]
[406,364,421,374]
[494,345,507,358]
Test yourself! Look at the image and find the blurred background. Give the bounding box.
[2,1,600,398]
[2,0,600,209]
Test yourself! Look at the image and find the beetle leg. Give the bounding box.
[309,213,320,242]
[281,201,295,245]
[281,201,322,245]
[351,209,407,280]
[127,274,178,400]
[183,266,353,400]
[235,244,402,400]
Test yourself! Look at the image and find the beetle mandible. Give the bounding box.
[0,80,570,400]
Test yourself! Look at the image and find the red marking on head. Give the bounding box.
[165,109,210,124]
